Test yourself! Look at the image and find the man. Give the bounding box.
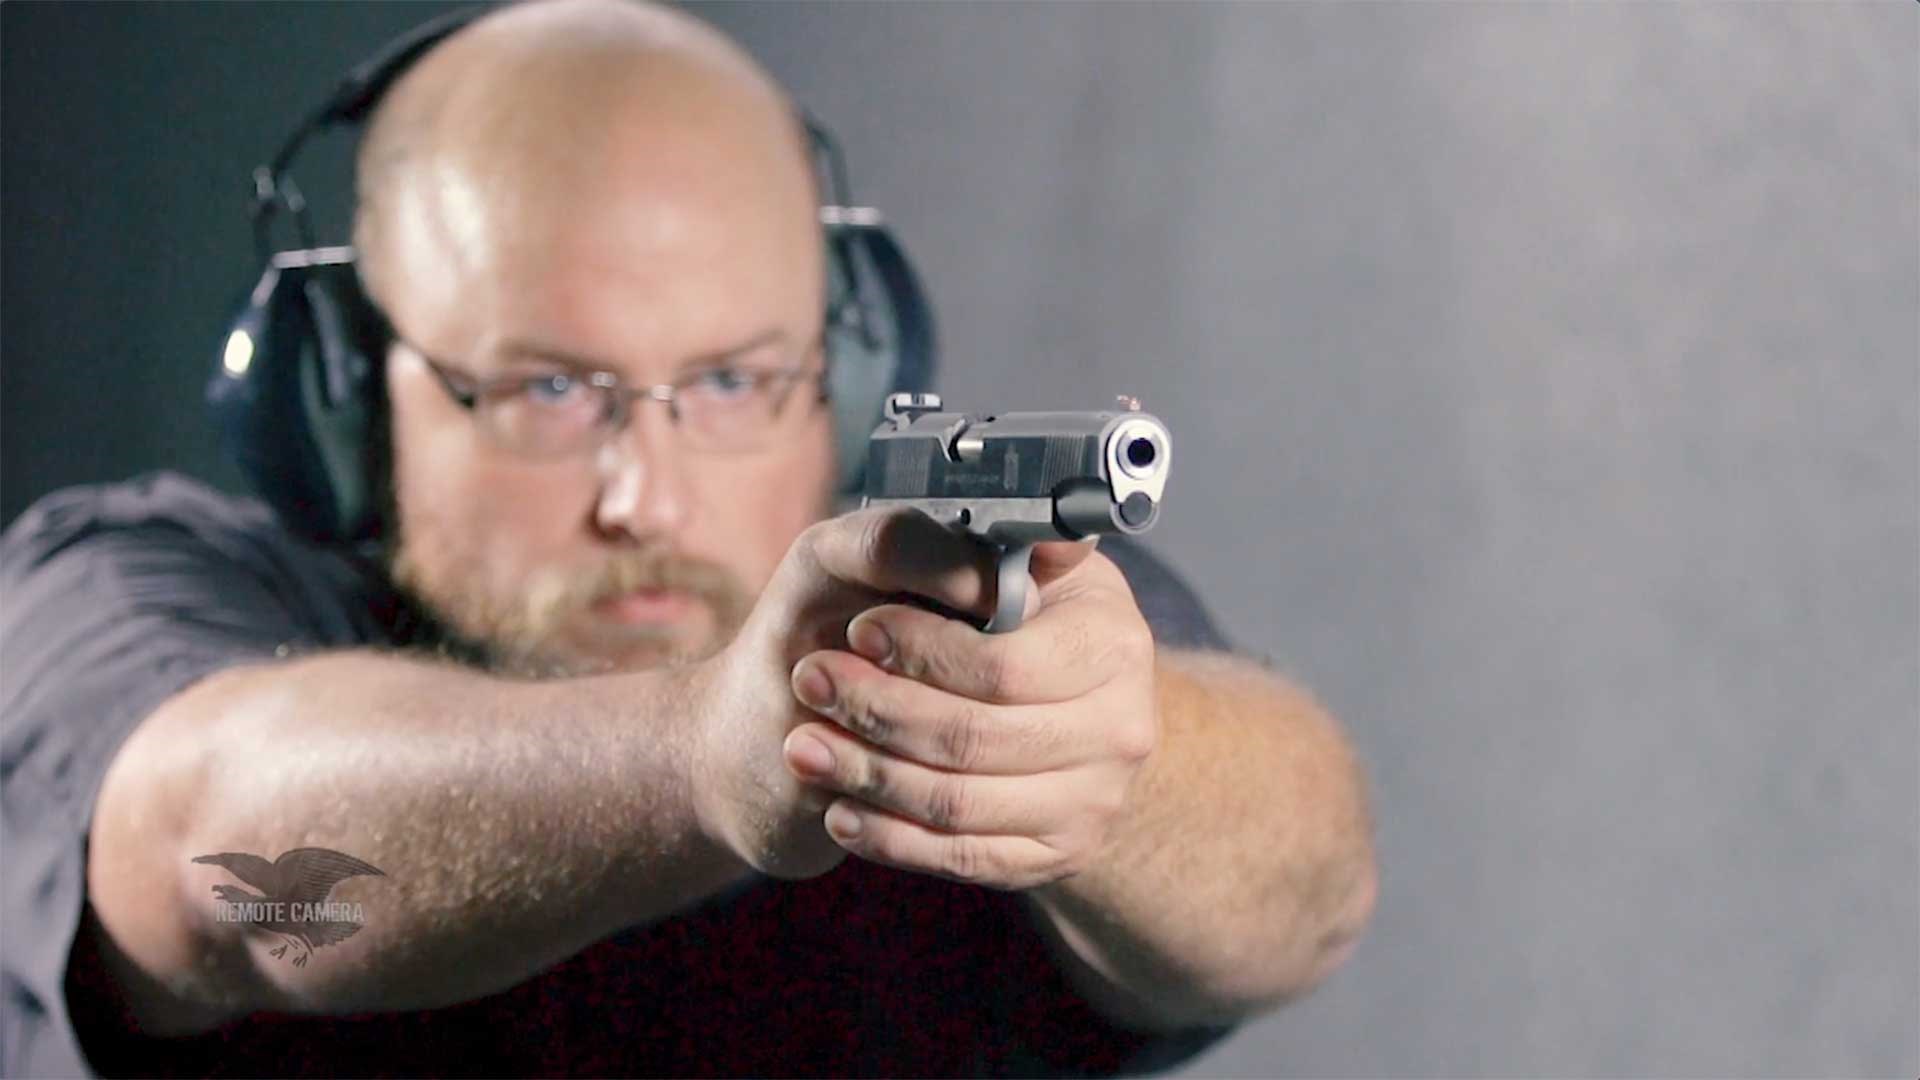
[1,1,1376,1075]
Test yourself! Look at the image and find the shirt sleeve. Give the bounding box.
[987,887,1237,1078]
[0,477,339,1078]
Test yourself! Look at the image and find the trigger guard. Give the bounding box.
[984,543,1036,634]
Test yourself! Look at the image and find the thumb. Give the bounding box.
[991,537,1099,629]
[1027,536,1100,587]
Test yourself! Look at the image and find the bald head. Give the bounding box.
[352,0,814,312]
[367,1,842,676]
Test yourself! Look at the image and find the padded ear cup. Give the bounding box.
[207,248,390,543]
[824,222,938,494]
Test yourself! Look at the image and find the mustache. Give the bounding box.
[521,547,751,641]
[388,529,756,678]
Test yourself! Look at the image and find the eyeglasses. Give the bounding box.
[409,341,830,460]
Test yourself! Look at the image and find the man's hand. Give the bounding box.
[776,515,1160,891]
[688,507,1050,881]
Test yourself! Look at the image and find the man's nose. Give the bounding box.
[592,405,692,543]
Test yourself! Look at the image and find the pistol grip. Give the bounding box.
[984,543,1036,634]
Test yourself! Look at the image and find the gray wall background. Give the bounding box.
[4,2,1915,1076]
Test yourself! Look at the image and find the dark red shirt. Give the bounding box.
[4,474,1232,1077]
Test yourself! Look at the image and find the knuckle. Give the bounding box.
[1111,617,1154,667]
[891,625,938,682]
[1016,845,1073,892]
[788,522,840,591]
[1052,847,1092,883]
[1112,715,1159,764]
[919,627,980,690]
[851,749,887,800]
[1041,841,1080,880]
[936,705,990,770]
[840,692,894,747]
[796,519,833,565]
[892,650,926,683]
[1130,621,1157,662]
[858,511,900,572]
[924,776,971,830]
[977,643,1017,700]
[945,835,988,883]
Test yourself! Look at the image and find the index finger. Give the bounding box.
[806,507,1000,622]
[846,583,1142,707]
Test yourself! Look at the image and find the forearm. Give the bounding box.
[86,650,748,1034]
[1026,649,1377,1030]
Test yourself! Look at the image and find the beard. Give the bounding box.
[389,524,755,680]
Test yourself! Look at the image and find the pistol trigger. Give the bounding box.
[984,543,1037,634]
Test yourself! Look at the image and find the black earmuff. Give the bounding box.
[208,248,388,542]
[208,4,937,547]
[814,128,938,498]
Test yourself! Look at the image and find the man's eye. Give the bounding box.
[691,368,760,400]
[520,374,586,405]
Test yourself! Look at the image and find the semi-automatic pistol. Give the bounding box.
[861,392,1172,633]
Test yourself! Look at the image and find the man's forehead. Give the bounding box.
[368,60,823,375]
[356,1,819,321]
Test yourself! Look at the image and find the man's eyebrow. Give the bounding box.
[670,328,792,375]
[489,342,608,375]
[490,328,793,378]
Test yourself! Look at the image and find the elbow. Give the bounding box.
[1147,856,1380,1031]
[1277,816,1381,1005]
[1225,834,1381,1020]
[1300,847,1378,991]
[1282,695,1380,1000]
[86,670,281,1035]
